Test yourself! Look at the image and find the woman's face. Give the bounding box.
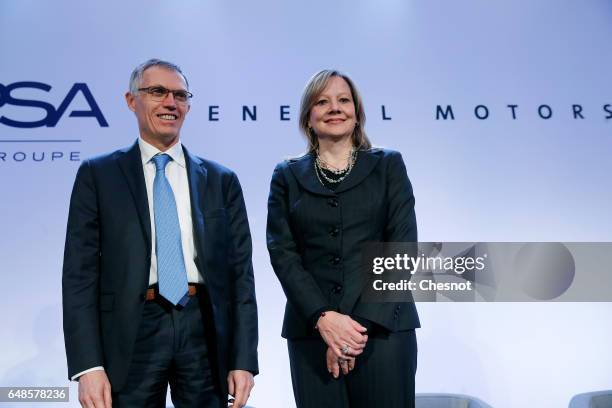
[308,76,357,143]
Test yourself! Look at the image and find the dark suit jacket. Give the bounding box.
[266,148,420,339]
[62,141,258,393]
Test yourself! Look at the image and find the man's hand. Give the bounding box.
[316,311,368,358]
[326,346,355,378]
[227,369,254,408]
[78,371,111,408]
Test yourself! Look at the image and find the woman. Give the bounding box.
[266,70,420,407]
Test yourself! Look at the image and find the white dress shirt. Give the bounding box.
[72,137,203,381]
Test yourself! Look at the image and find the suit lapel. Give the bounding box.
[183,145,208,274]
[117,141,151,251]
[288,153,335,196]
[335,149,381,193]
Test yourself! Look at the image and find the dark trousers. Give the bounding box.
[112,292,224,408]
[288,330,417,408]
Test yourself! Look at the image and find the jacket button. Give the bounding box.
[329,226,339,237]
[327,198,339,207]
[331,256,341,265]
[332,285,343,294]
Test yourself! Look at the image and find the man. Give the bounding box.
[62,59,258,408]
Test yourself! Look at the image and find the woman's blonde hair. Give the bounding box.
[299,69,371,153]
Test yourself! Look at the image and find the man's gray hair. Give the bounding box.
[128,59,189,94]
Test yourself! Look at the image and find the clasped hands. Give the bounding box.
[316,311,368,378]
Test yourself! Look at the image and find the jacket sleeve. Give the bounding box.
[384,151,417,242]
[266,163,331,322]
[225,172,259,374]
[352,151,419,331]
[62,160,104,380]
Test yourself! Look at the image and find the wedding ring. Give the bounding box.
[341,344,350,354]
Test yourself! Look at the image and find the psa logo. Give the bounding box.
[0,82,108,128]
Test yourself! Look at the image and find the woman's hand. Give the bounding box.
[316,311,368,358]
[326,346,355,378]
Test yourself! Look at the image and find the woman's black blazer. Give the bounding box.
[267,148,420,339]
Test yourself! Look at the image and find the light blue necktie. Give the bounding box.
[151,153,189,306]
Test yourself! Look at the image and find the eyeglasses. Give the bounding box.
[138,86,193,103]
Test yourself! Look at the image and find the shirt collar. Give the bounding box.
[138,137,186,168]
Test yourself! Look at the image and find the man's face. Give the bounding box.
[126,66,190,147]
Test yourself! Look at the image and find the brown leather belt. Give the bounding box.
[146,284,198,301]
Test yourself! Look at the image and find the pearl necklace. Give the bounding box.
[315,148,358,185]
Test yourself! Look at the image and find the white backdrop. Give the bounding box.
[1,1,611,407]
